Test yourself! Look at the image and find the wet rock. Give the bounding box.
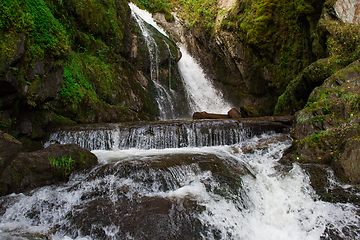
[339,138,360,183]
[228,108,241,118]
[301,164,360,204]
[240,105,260,118]
[0,131,22,175]
[60,152,247,239]
[69,196,203,240]
[0,144,98,196]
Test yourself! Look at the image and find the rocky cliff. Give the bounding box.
[0,0,185,150]
[278,1,360,184]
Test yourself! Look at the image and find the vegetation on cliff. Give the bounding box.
[0,0,182,150]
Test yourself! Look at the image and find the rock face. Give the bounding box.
[283,60,360,183]
[154,13,275,116]
[0,143,98,196]
[334,0,360,25]
[0,131,22,175]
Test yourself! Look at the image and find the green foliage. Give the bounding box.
[222,0,321,93]
[59,50,118,110]
[325,21,360,65]
[0,0,69,59]
[24,0,69,57]
[133,0,174,21]
[0,0,33,31]
[66,0,125,42]
[48,155,75,177]
[176,0,218,31]
[60,52,94,109]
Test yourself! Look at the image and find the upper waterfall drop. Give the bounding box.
[130,3,176,120]
[129,3,233,117]
[129,3,168,37]
[177,46,233,114]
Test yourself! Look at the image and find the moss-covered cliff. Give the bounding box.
[0,0,184,150]
[135,0,359,118]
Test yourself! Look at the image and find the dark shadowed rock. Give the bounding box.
[0,131,22,175]
[0,144,98,196]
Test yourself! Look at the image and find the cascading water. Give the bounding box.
[1,125,359,239]
[177,46,233,114]
[130,3,176,120]
[1,4,359,240]
[44,120,288,151]
[130,3,233,117]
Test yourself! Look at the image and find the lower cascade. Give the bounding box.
[0,121,359,239]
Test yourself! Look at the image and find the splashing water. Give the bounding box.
[1,132,359,240]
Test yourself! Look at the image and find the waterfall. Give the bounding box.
[0,4,359,240]
[130,3,176,120]
[178,46,233,114]
[130,3,233,118]
[44,120,290,151]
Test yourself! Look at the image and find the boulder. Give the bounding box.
[227,108,241,118]
[339,137,360,183]
[0,131,22,175]
[0,143,98,196]
[334,0,360,25]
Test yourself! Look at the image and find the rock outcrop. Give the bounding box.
[0,143,98,196]
[282,60,360,183]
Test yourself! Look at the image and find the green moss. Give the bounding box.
[52,114,76,126]
[132,0,174,22]
[24,0,70,58]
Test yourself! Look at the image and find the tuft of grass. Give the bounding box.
[48,155,75,177]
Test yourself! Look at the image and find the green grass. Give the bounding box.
[48,155,75,177]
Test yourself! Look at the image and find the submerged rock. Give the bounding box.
[0,144,98,196]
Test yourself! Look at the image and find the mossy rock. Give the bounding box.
[0,143,98,196]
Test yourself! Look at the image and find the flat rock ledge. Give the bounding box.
[0,140,98,196]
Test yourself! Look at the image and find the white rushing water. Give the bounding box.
[130,3,233,116]
[44,120,250,150]
[130,3,176,120]
[177,46,233,114]
[0,133,359,239]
